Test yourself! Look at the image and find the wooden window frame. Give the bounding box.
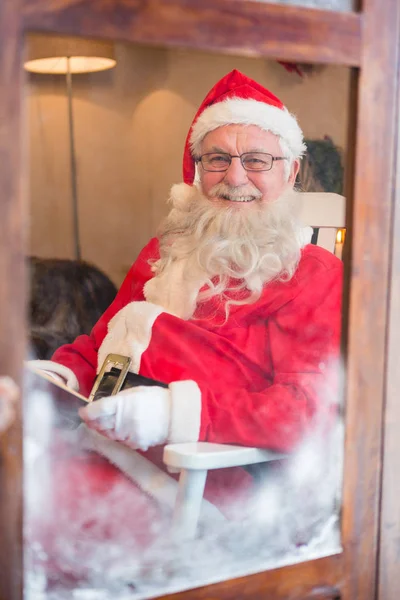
[1,1,399,599]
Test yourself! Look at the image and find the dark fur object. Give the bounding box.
[28,257,117,360]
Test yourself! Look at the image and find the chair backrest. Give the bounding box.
[297,192,346,253]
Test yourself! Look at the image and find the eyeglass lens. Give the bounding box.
[201,152,274,172]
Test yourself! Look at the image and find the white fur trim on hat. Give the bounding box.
[190,98,306,160]
[168,379,201,443]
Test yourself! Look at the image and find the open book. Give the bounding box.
[25,364,90,430]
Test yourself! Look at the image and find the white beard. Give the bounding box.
[144,183,304,320]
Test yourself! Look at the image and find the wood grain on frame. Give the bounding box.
[22,0,362,67]
[0,1,25,599]
[377,2,400,596]
[340,0,400,598]
[155,554,342,600]
[1,0,398,598]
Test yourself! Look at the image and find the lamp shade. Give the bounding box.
[24,34,116,74]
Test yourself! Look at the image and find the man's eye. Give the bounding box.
[209,155,229,164]
[243,154,270,169]
[245,157,266,166]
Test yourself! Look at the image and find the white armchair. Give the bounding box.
[162,192,346,539]
[163,442,286,539]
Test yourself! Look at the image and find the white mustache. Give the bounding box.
[209,183,262,203]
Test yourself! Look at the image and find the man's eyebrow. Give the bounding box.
[244,148,269,153]
[205,146,229,154]
[204,146,269,154]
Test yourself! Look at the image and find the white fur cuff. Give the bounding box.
[97,301,165,376]
[168,380,201,443]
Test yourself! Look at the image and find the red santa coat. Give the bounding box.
[54,237,342,448]
[50,237,342,521]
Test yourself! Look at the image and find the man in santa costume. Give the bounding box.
[31,70,342,535]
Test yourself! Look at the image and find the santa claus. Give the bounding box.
[30,70,342,539]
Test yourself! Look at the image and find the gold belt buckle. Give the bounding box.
[89,353,132,402]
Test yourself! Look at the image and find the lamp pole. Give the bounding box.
[66,56,81,261]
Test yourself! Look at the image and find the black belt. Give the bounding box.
[89,353,168,402]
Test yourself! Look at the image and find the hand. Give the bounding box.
[0,377,18,433]
[79,385,171,451]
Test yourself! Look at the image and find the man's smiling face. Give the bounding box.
[198,124,299,207]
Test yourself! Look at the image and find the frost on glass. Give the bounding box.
[25,39,348,599]
[24,371,343,600]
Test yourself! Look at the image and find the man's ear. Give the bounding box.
[288,159,300,185]
[194,162,201,184]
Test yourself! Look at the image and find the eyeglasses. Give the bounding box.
[197,152,288,172]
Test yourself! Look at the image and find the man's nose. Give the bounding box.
[223,157,249,186]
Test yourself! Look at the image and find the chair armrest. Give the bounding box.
[163,442,286,471]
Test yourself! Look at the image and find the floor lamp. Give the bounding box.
[24,34,117,260]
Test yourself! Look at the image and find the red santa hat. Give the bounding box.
[183,69,306,184]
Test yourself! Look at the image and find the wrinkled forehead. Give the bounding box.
[200,124,282,154]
